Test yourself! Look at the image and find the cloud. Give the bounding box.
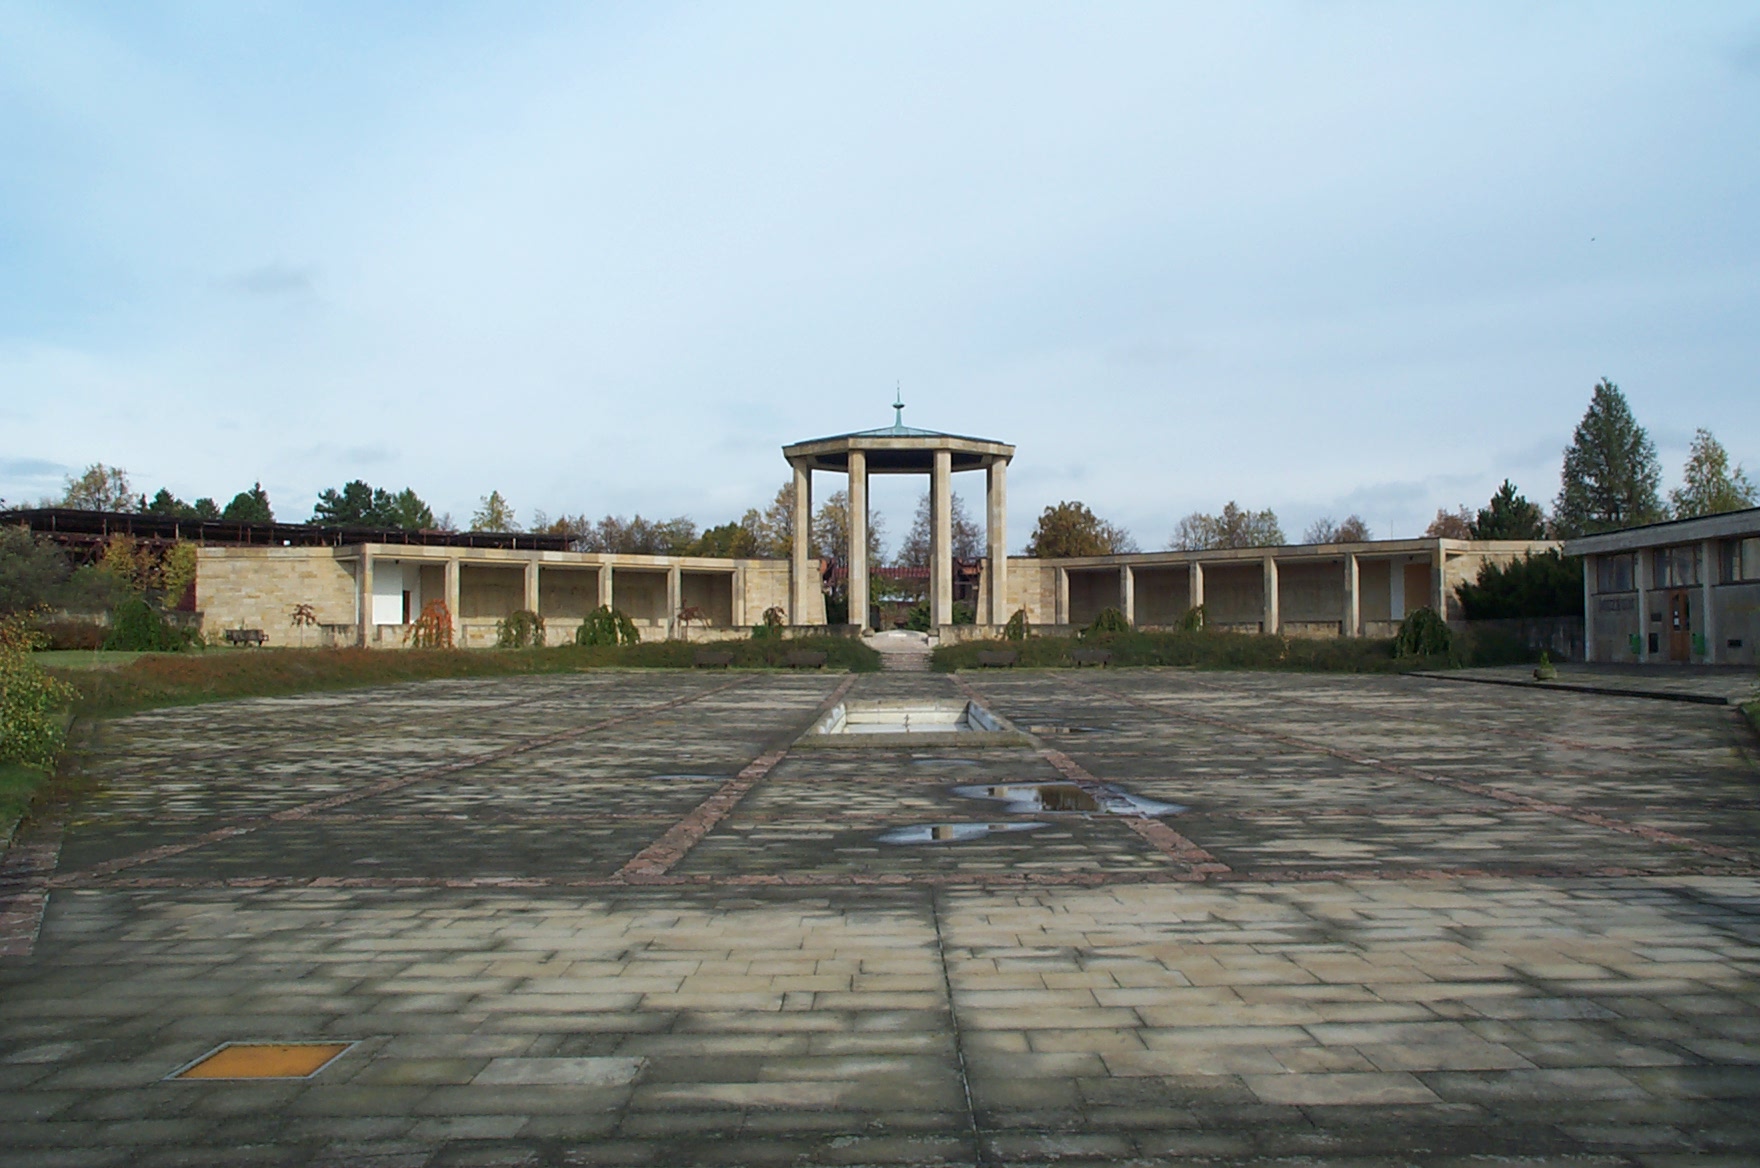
[225,264,315,297]
[0,456,70,478]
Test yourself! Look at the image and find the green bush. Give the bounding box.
[752,606,785,640]
[933,628,1427,673]
[1083,607,1131,637]
[1393,607,1454,659]
[497,609,546,649]
[1002,609,1028,641]
[1179,604,1206,632]
[904,603,931,632]
[1455,551,1583,620]
[1,612,77,770]
[103,596,197,652]
[576,605,640,647]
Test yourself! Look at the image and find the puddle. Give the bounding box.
[1026,724,1112,735]
[952,782,1185,817]
[875,822,1051,844]
[911,757,982,767]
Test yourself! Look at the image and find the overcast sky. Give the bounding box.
[3,3,1756,551]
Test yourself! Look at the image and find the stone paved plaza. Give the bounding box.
[2,667,1759,1167]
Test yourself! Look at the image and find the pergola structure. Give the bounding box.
[782,406,1014,631]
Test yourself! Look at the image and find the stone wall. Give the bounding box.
[196,547,358,646]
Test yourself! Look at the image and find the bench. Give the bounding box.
[224,628,267,648]
[785,650,827,669]
[693,650,734,668]
[974,650,1018,668]
[1069,648,1112,667]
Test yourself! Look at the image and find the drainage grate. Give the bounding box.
[169,1041,355,1081]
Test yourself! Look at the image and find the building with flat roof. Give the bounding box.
[1563,507,1760,667]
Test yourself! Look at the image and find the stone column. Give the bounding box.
[1056,566,1070,626]
[1343,553,1359,637]
[357,547,374,647]
[1432,547,1448,619]
[1582,553,1596,663]
[1120,565,1135,626]
[667,564,683,640]
[523,557,540,616]
[1700,540,1717,663]
[791,459,812,625]
[731,566,746,628]
[848,449,868,631]
[1189,561,1205,615]
[598,560,614,611]
[444,555,460,644]
[1635,549,1650,663]
[931,448,953,628]
[1262,554,1280,635]
[986,459,1009,625]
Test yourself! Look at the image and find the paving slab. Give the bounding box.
[2,667,1758,1164]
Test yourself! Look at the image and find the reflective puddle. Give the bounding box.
[876,822,1051,845]
[952,782,1186,817]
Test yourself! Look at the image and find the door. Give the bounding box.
[1667,590,1691,662]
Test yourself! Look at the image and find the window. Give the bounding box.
[1596,554,1635,593]
[1722,537,1760,583]
[1652,545,1700,588]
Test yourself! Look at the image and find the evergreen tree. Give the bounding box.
[1471,480,1547,539]
[1668,429,1757,518]
[221,482,274,523]
[311,480,435,529]
[1553,378,1663,536]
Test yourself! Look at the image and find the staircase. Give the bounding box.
[866,630,934,673]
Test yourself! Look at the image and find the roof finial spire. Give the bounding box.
[892,384,905,430]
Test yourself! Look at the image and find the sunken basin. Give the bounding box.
[796,699,1031,749]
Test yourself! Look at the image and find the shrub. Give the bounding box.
[1083,607,1131,637]
[904,603,931,632]
[1394,607,1453,658]
[1179,604,1206,632]
[406,599,454,649]
[577,605,640,647]
[34,619,106,650]
[933,628,1404,672]
[103,596,196,652]
[1455,550,1583,620]
[497,608,546,649]
[1002,608,1028,641]
[0,611,76,769]
[951,601,976,626]
[751,606,786,640]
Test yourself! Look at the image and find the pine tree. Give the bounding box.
[1553,379,1663,537]
[1471,480,1546,539]
[221,482,274,523]
[1668,429,1757,518]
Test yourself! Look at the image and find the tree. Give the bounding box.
[689,521,758,558]
[739,483,796,558]
[311,480,435,529]
[1303,515,1372,544]
[1669,428,1757,519]
[568,514,698,554]
[144,489,219,520]
[471,491,518,532]
[1168,502,1283,551]
[1471,480,1547,539]
[895,492,985,567]
[1424,506,1474,539]
[1553,378,1664,536]
[811,490,887,566]
[1027,501,1137,558]
[1454,551,1583,620]
[221,482,273,523]
[61,464,134,512]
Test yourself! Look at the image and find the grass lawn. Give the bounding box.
[0,761,51,836]
[32,650,159,670]
[46,637,880,719]
[1744,699,1760,739]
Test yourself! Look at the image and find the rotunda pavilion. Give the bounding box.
[782,404,1014,632]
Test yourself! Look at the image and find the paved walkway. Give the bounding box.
[1420,663,1759,706]
[2,668,1758,1165]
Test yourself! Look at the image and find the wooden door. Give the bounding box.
[1667,590,1691,662]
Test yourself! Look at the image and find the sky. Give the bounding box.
[2,2,1756,552]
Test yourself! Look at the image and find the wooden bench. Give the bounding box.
[693,650,734,668]
[224,628,267,648]
[785,650,827,669]
[974,650,1018,668]
[1069,648,1112,667]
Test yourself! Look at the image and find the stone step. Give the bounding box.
[880,652,932,672]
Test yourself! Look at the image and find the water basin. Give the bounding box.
[953,782,1185,817]
[875,822,1051,845]
[800,700,1030,748]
